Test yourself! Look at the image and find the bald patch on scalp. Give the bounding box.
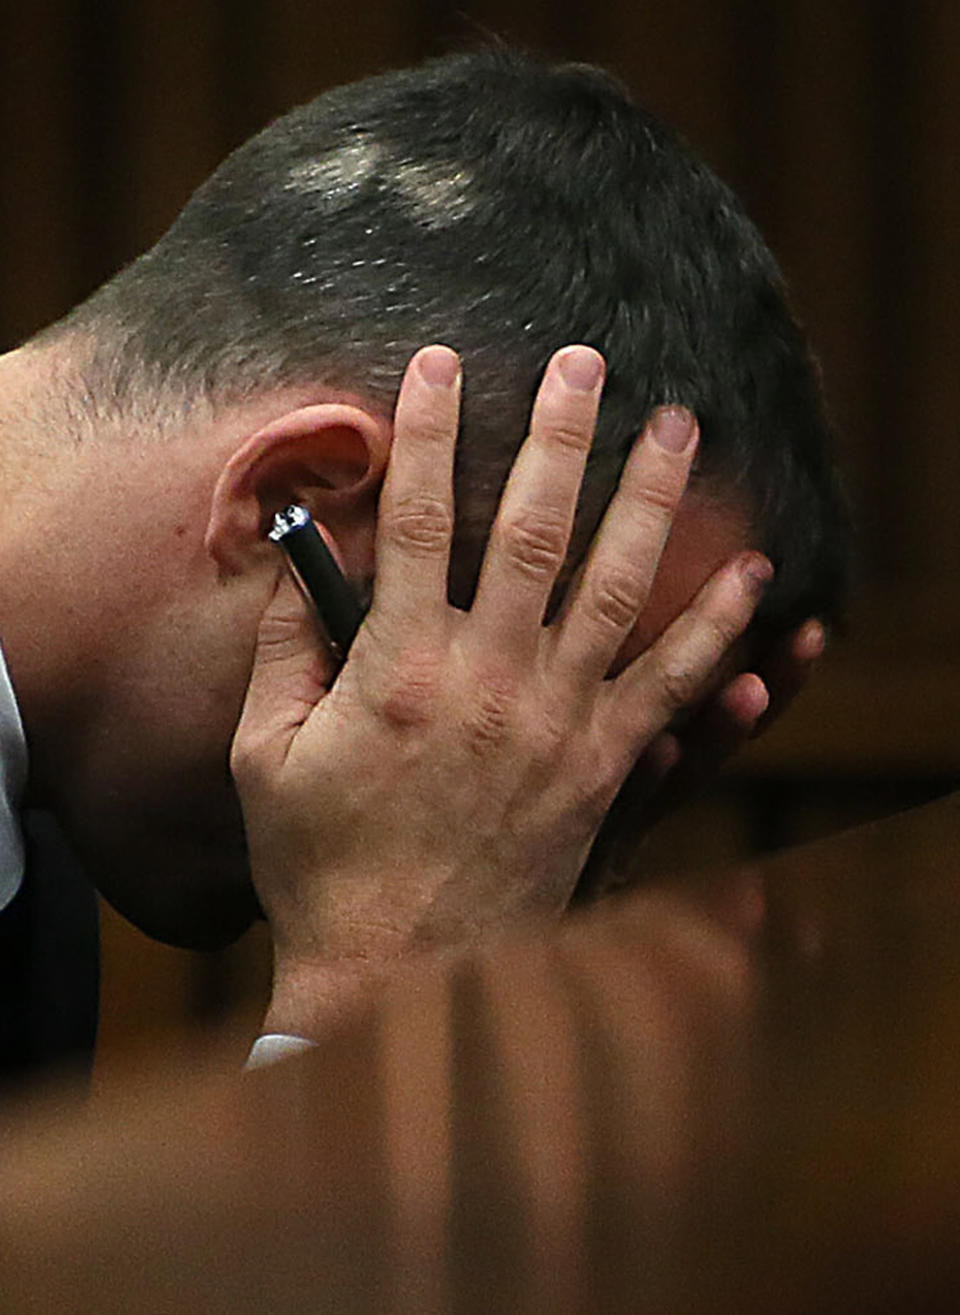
[392,160,477,230]
[284,129,477,232]
[284,132,384,211]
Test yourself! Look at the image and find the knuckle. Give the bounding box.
[463,674,520,756]
[643,606,745,717]
[621,464,681,520]
[230,735,266,792]
[631,481,679,523]
[652,654,702,713]
[500,507,569,581]
[545,418,592,455]
[588,561,648,632]
[528,697,571,769]
[378,648,444,729]
[381,494,453,556]
[409,412,454,447]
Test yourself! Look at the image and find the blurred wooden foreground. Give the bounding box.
[4,793,960,1312]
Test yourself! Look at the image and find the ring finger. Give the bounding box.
[553,406,698,690]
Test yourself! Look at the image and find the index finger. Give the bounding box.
[371,345,462,633]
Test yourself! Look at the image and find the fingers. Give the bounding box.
[633,672,770,832]
[753,618,826,734]
[601,552,773,764]
[638,617,826,824]
[716,670,772,728]
[468,346,605,663]
[554,406,699,686]
[575,669,771,905]
[371,346,462,636]
[231,570,338,783]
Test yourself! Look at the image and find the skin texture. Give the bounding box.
[223,346,775,1038]
[0,340,803,985]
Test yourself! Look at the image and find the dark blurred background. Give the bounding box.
[2,0,958,1071]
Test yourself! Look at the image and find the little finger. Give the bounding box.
[601,552,773,762]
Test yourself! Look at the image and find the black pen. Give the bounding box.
[268,505,367,665]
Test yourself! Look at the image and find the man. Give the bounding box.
[0,51,847,1072]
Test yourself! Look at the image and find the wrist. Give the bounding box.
[263,947,417,1043]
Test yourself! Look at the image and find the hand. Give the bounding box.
[231,344,772,1038]
[575,619,826,900]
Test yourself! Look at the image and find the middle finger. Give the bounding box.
[468,345,605,663]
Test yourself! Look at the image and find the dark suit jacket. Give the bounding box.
[0,810,99,1093]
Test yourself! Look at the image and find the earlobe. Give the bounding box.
[205,403,390,576]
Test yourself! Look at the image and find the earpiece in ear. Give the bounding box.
[269,506,367,661]
[205,400,391,577]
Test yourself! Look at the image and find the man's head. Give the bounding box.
[3,50,849,946]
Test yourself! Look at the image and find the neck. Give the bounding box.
[0,344,93,800]
[0,339,272,807]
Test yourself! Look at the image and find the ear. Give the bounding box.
[205,403,391,578]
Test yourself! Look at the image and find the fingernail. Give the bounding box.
[649,406,697,452]
[799,618,827,660]
[558,345,605,392]
[418,345,460,388]
[740,552,775,592]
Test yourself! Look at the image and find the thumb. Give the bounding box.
[231,568,338,781]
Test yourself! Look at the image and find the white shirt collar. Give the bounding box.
[0,640,27,912]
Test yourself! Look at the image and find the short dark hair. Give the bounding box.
[54,48,850,629]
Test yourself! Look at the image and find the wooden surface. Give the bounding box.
[4,795,960,1310]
